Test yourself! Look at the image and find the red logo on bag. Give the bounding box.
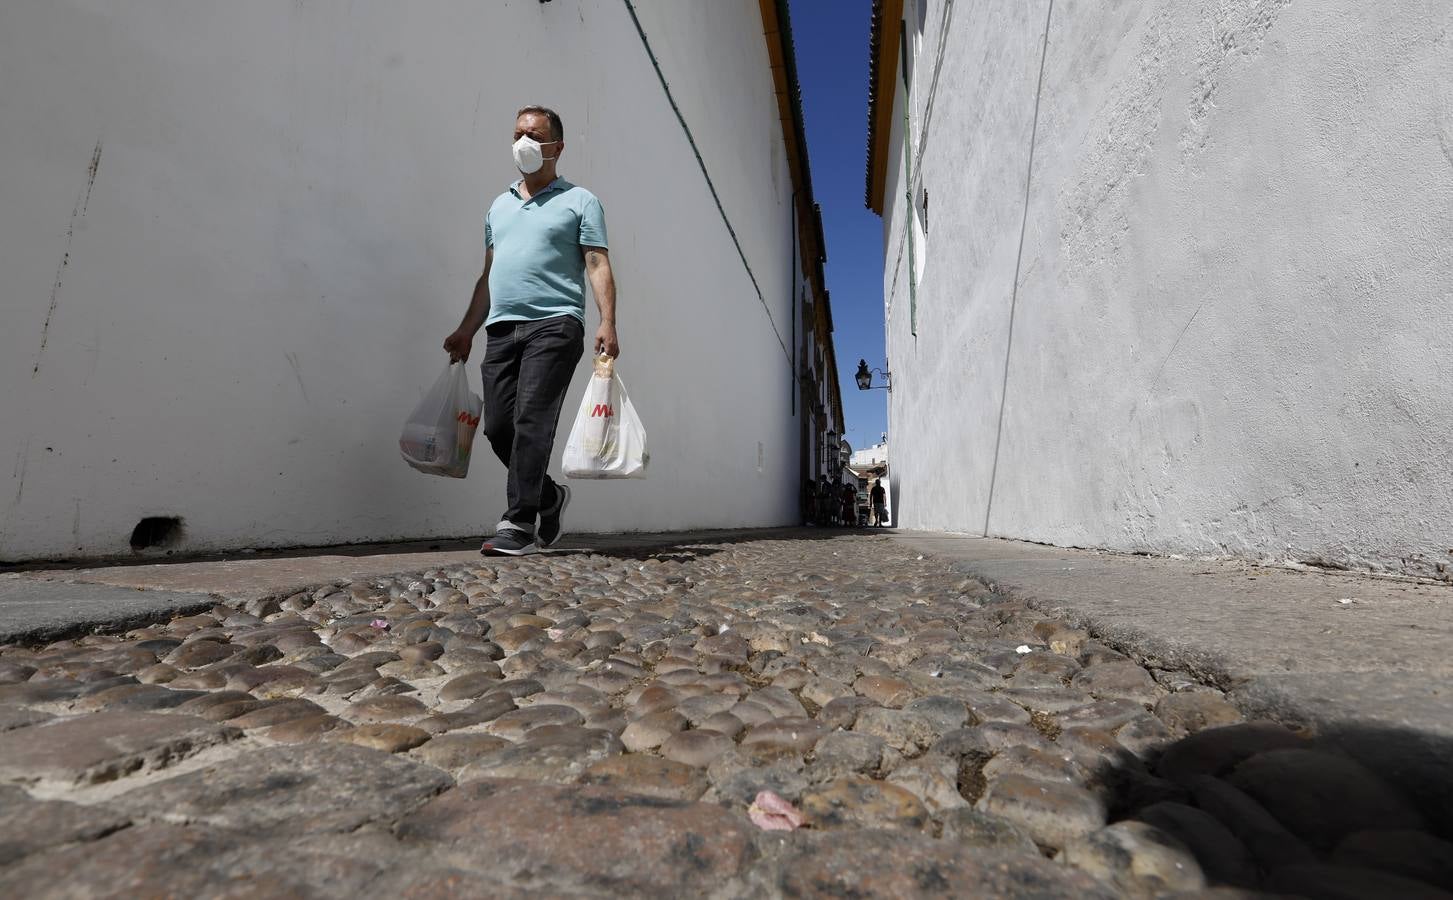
[591,404,614,419]
[456,411,480,427]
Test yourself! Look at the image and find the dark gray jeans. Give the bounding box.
[480,315,584,531]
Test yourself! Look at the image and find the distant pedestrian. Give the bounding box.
[444,104,618,557]
[816,475,832,526]
[841,481,858,527]
[870,479,887,527]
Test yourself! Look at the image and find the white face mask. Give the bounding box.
[512,135,557,175]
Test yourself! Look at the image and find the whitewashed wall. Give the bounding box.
[883,0,1453,577]
[0,0,805,560]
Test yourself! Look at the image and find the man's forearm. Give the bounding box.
[457,273,491,335]
[591,269,616,325]
[583,248,618,356]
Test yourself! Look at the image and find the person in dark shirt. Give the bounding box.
[870,479,887,527]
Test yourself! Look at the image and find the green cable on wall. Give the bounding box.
[621,0,791,365]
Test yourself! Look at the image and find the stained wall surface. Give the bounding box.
[882,0,1453,576]
[1,0,810,559]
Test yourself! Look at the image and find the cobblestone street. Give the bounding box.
[2,533,1451,898]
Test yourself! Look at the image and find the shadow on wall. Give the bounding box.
[960,718,1453,897]
[888,472,903,529]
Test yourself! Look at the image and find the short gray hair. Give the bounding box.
[516,105,563,142]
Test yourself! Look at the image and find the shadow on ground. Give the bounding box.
[1077,718,1453,898]
[0,526,877,573]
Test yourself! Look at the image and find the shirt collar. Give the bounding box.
[510,177,566,200]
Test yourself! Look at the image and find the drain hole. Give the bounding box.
[130,516,184,551]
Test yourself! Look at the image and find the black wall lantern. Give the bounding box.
[855,359,891,392]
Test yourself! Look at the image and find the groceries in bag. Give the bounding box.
[562,354,648,479]
[400,361,482,478]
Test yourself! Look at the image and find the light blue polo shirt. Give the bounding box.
[485,178,608,325]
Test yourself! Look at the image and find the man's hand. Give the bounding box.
[595,321,619,358]
[443,329,474,362]
[445,249,493,363]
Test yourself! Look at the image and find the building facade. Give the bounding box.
[867,0,1452,577]
[798,227,847,522]
[1,0,840,560]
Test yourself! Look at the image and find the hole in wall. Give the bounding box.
[130,516,184,552]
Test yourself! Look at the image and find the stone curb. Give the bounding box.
[0,578,219,647]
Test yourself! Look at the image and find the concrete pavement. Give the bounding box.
[888,532,1453,738]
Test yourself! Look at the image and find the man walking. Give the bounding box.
[870,479,888,527]
[444,105,618,557]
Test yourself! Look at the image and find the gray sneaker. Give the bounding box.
[537,483,572,548]
[481,525,537,557]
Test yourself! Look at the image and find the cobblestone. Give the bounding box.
[659,728,734,767]
[2,533,1450,896]
[110,743,451,833]
[939,806,1040,853]
[333,722,431,753]
[1061,820,1206,898]
[0,711,240,789]
[1226,747,1425,850]
[1137,800,1259,887]
[976,773,1108,850]
[1155,690,1245,734]
[580,753,709,801]
[799,775,930,831]
[0,785,129,866]
[399,778,757,895]
[1332,829,1453,892]
[768,829,1118,898]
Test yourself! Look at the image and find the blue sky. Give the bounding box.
[789,0,889,451]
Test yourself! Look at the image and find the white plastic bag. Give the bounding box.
[400,361,482,478]
[562,354,648,479]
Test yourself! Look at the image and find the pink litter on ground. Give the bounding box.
[370,619,390,630]
[748,790,807,831]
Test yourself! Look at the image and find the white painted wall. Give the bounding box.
[1,0,808,560]
[883,0,1453,577]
